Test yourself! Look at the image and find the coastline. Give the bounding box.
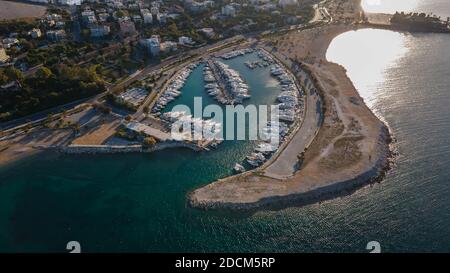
[0,23,397,211]
[188,23,396,211]
[0,0,401,211]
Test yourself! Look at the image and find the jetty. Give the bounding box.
[204,60,233,104]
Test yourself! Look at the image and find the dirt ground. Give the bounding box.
[0,0,46,21]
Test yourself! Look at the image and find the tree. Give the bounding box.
[4,67,23,82]
[0,70,8,85]
[142,136,157,147]
[36,67,53,79]
[72,122,80,133]
[116,10,125,18]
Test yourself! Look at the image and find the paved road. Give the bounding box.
[0,97,92,131]
[0,2,328,134]
[262,53,322,180]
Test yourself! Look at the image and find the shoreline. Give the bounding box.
[189,141,394,211]
[0,23,397,211]
[187,21,397,210]
[0,0,420,211]
[188,111,396,211]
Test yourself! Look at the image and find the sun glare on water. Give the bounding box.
[326,29,409,107]
[361,0,420,14]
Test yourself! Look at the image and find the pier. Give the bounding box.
[205,59,234,104]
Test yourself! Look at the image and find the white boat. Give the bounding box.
[255,143,277,153]
[246,159,260,167]
[233,163,245,173]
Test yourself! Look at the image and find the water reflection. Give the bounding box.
[362,0,450,19]
[326,29,408,107]
[362,0,420,14]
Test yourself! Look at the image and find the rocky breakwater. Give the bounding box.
[187,24,396,211]
[60,141,204,154]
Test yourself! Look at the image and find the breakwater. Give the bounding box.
[58,141,203,154]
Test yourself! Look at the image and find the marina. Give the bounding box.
[231,48,305,172]
[203,59,251,105]
[1,0,449,254]
[151,63,199,114]
[219,48,254,60]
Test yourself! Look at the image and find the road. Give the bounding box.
[260,49,322,179]
[259,1,332,179]
[0,2,329,134]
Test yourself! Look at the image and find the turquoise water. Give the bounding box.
[2,2,450,252]
[0,53,289,252]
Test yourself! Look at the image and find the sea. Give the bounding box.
[0,0,449,252]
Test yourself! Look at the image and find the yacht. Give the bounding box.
[233,163,245,173]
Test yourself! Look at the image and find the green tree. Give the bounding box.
[36,67,53,79]
[4,67,23,82]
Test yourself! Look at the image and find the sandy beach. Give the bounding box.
[188,1,394,210]
[0,128,72,167]
[0,0,46,21]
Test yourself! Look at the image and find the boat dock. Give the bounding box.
[205,59,234,104]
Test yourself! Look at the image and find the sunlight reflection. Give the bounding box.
[326,29,408,107]
[362,0,420,14]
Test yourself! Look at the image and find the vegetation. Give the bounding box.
[391,12,449,32]
[0,65,106,122]
[0,19,39,36]
[142,136,157,147]
[115,127,134,140]
[92,102,112,114]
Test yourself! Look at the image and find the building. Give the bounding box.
[56,21,65,28]
[150,6,159,15]
[128,3,139,10]
[278,0,298,9]
[250,0,271,4]
[199,28,215,38]
[29,28,42,39]
[221,4,237,17]
[160,41,178,53]
[157,13,168,24]
[143,13,153,24]
[140,35,160,56]
[81,10,97,26]
[119,20,136,36]
[132,15,143,23]
[116,87,148,108]
[167,13,181,20]
[28,0,49,3]
[46,30,66,41]
[90,25,111,37]
[2,38,19,49]
[178,36,195,45]
[47,14,63,21]
[185,0,214,13]
[98,13,109,22]
[58,0,83,5]
[140,8,150,16]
